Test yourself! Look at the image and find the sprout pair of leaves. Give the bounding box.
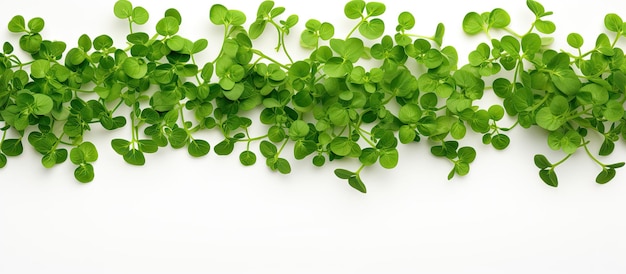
[325,38,364,77]
[210,4,246,28]
[259,140,291,174]
[334,168,366,193]
[249,1,298,40]
[7,15,44,54]
[395,12,445,47]
[300,19,334,49]
[111,138,156,166]
[463,0,555,36]
[430,141,476,180]
[113,0,149,26]
[462,8,510,36]
[534,154,624,186]
[69,142,98,183]
[344,0,386,39]
[480,105,510,150]
[28,131,67,169]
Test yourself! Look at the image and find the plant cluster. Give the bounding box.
[0,0,625,192]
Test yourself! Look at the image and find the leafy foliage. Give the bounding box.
[0,0,625,192]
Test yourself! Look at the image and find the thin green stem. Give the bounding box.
[504,27,523,38]
[582,140,606,168]
[251,49,289,69]
[128,18,134,34]
[212,25,230,63]
[346,19,364,40]
[355,125,377,147]
[552,153,573,167]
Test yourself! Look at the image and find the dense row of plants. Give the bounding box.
[0,0,625,192]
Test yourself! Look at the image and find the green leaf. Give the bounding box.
[275,158,291,174]
[78,34,92,50]
[489,8,510,28]
[79,142,98,163]
[259,141,277,158]
[312,155,325,166]
[165,8,182,24]
[289,120,310,139]
[549,95,569,116]
[398,103,421,124]
[122,57,148,79]
[348,176,367,193]
[188,140,210,157]
[210,4,229,25]
[74,163,95,183]
[604,13,623,32]
[359,19,385,39]
[138,139,158,153]
[551,68,581,96]
[27,17,45,33]
[3,41,14,54]
[42,149,67,168]
[344,0,365,19]
[365,2,385,16]
[132,7,149,24]
[536,107,564,131]
[0,154,6,168]
[567,33,584,48]
[31,94,53,115]
[488,105,505,121]
[168,128,189,149]
[114,0,133,19]
[434,23,445,46]
[526,0,545,17]
[319,23,334,40]
[330,137,352,156]
[604,100,624,122]
[31,59,50,78]
[192,39,208,54]
[226,10,247,26]
[294,140,316,160]
[522,33,542,55]
[458,147,476,163]
[214,139,235,155]
[491,134,510,150]
[379,149,398,169]
[596,168,616,184]
[397,12,415,30]
[8,15,26,33]
[239,151,257,166]
[334,168,355,179]
[93,35,113,50]
[123,149,146,166]
[535,19,556,34]
[462,12,484,35]
[359,148,379,166]
[19,33,42,53]
[579,83,609,105]
[599,138,615,156]
[539,169,558,187]
[111,139,131,155]
[534,154,552,169]
[1,139,23,156]
[450,122,466,140]
[399,125,417,144]
[156,16,179,36]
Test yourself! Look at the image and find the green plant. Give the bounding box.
[0,0,624,192]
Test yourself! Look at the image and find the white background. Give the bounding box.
[1,0,626,273]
